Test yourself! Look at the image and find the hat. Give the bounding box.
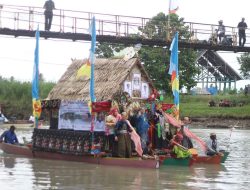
[210,132,216,136]
[218,20,223,23]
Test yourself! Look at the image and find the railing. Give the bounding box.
[0,4,250,47]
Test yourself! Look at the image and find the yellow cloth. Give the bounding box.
[173,145,191,158]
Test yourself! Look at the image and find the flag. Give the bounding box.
[163,112,181,128]
[88,16,96,103]
[76,59,91,79]
[130,126,143,157]
[169,0,179,14]
[184,128,207,152]
[88,16,97,133]
[32,27,41,127]
[168,32,179,119]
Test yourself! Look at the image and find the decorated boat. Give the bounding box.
[0,26,200,170]
[159,155,194,166]
[193,152,230,164]
[0,142,160,169]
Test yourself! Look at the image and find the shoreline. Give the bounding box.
[191,117,250,129]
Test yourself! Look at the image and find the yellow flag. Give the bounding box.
[77,60,91,79]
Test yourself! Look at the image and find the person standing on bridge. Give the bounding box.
[43,0,55,31]
[217,20,225,44]
[237,18,247,47]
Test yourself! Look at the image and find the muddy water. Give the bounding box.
[0,127,249,190]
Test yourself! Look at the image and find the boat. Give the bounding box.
[0,142,160,169]
[193,152,230,164]
[159,155,194,166]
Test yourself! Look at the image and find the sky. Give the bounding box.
[0,0,250,89]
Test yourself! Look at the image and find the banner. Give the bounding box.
[58,101,91,131]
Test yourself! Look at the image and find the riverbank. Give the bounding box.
[191,117,250,129]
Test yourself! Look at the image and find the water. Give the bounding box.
[0,127,250,190]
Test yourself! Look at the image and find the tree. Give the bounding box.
[237,53,250,79]
[0,77,55,120]
[95,13,198,94]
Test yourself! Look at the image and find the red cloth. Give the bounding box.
[161,103,174,111]
[92,101,111,112]
[175,133,183,142]
[109,107,118,115]
[163,113,181,128]
[184,128,207,152]
[130,130,143,157]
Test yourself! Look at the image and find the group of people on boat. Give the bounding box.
[103,104,196,159]
[0,105,222,159]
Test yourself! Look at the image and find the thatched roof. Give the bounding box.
[47,58,154,101]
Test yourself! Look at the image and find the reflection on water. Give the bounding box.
[0,127,250,190]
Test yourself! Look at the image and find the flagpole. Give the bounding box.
[167,0,171,41]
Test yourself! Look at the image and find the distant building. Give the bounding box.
[191,87,211,95]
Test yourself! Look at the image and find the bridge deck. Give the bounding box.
[0,4,250,52]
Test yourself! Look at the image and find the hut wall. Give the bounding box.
[122,66,152,99]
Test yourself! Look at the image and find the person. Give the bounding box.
[0,125,19,144]
[217,20,225,43]
[114,112,133,158]
[135,108,150,150]
[208,29,218,44]
[237,18,247,47]
[142,141,156,159]
[206,133,219,156]
[183,117,192,129]
[43,0,55,31]
[105,107,122,155]
[209,100,216,107]
[170,134,191,158]
[178,123,193,149]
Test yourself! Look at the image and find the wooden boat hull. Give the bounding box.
[0,143,159,169]
[194,152,230,164]
[159,155,194,166]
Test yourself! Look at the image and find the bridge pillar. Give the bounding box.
[223,78,227,92]
[0,4,2,28]
[234,78,237,90]
[215,79,218,90]
[219,79,222,92]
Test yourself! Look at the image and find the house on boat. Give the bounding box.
[43,57,155,130]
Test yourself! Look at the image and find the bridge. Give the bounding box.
[1,4,250,52]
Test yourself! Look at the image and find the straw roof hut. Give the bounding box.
[47,57,155,101]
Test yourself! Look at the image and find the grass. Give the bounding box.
[165,94,250,118]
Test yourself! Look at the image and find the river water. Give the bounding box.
[0,127,250,190]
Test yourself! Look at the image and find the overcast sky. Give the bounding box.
[0,0,249,88]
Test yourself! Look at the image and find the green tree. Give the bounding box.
[0,77,55,120]
[237,53,250,78]
[95,13,198,93]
